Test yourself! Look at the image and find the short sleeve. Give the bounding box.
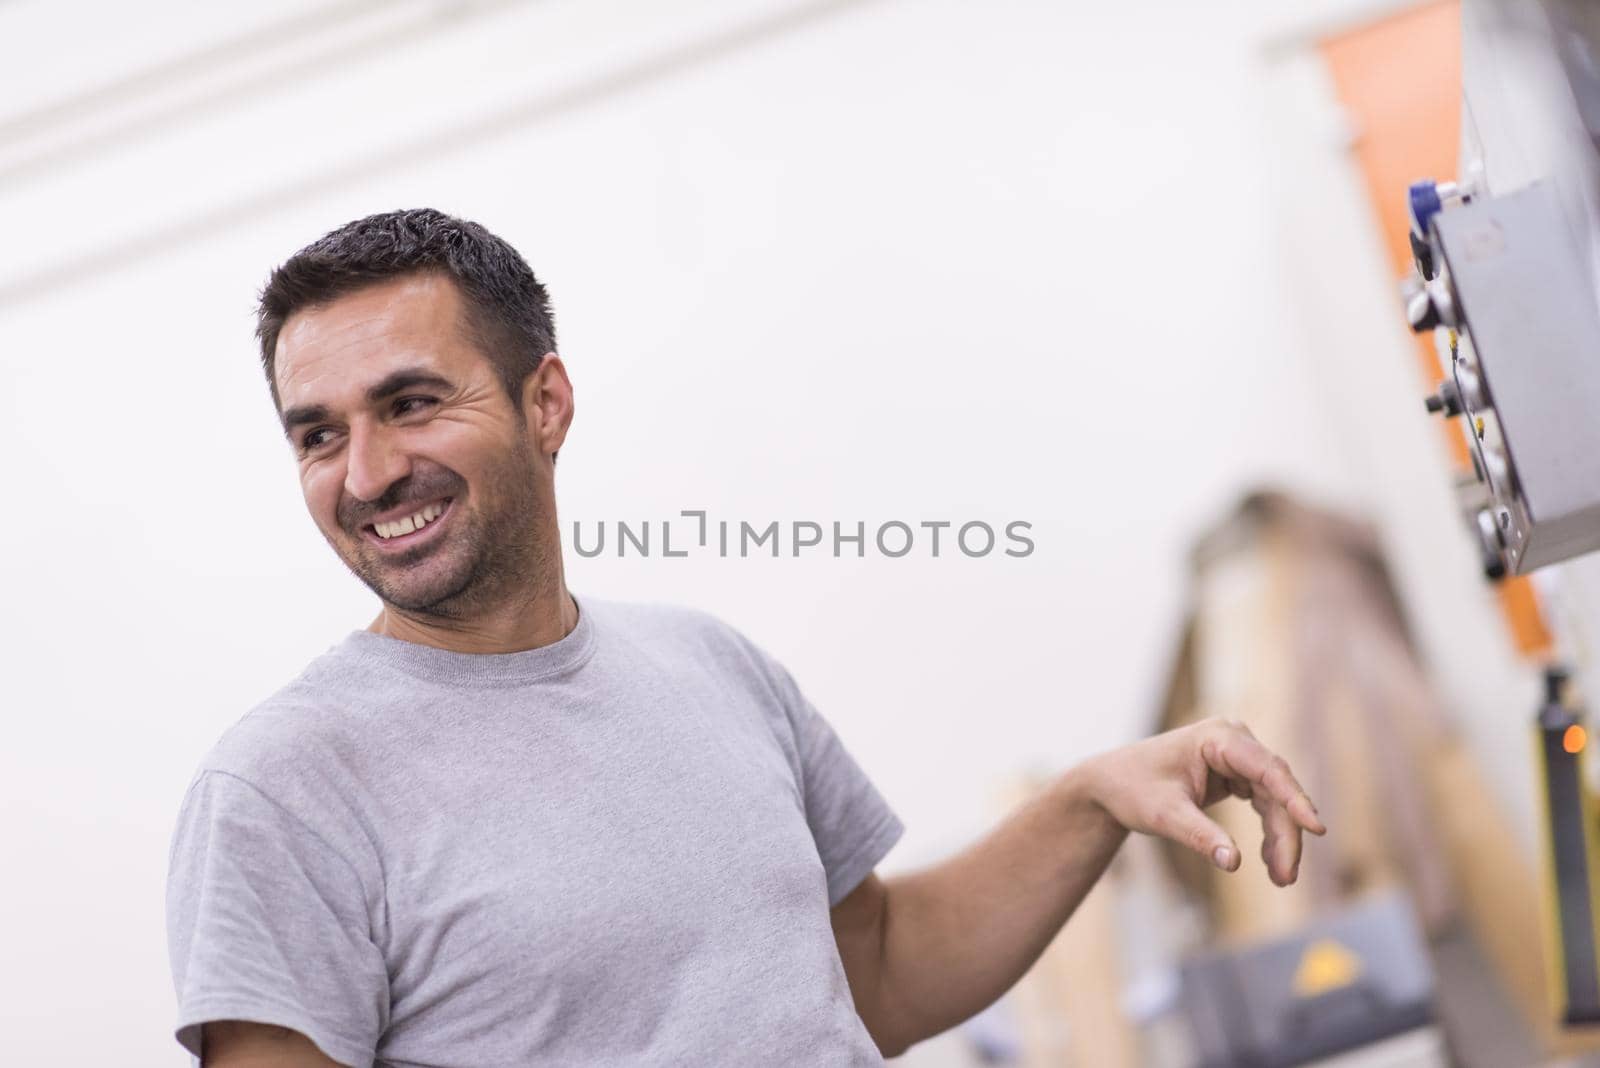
[165,770,388,1067]
[766,657,905,906]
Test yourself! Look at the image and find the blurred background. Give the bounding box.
[4,0,1590,1064]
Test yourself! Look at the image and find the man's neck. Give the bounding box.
[366,582,580,655]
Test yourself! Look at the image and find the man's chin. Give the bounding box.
[371,582,473,617]
[348,554,475,615]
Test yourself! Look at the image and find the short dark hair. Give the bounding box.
[256,208,556,412]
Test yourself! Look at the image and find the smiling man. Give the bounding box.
[165,209,1326,1067]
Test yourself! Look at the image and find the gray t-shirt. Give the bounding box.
[165,596,903,1066]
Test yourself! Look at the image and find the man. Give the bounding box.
[166,208,1325,1067]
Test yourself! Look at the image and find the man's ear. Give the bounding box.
[520,353,574,462]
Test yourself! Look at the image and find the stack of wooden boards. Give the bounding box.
[999,491,1589,1065]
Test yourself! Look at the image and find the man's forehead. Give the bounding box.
[275,274,470,404]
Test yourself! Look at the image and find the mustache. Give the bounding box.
[339,470,465,532]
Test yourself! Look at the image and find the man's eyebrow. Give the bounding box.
[281,403,330,436]
[366,367,455,404]
[279,368,455,437]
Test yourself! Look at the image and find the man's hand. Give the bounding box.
[832,718,1328,1057]
[1081,717,1326,885]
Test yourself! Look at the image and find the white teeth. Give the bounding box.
[373,500,447,540]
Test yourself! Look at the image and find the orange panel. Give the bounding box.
[1321,2,1466,467]
[1320,1,1552,658]
[1496,569,1553,657]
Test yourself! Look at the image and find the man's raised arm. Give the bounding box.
[830,717,1326,1058]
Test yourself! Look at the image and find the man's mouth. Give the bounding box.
[361,496,454,550]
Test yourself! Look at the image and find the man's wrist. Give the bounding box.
[1050,757,1125,839]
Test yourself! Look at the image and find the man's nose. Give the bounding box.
[344,423,412,504]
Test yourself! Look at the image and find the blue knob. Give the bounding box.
[1409,180,1443,238]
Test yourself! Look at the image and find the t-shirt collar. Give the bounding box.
[336,594,597,686]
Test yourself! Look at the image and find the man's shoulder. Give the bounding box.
[168,652,388,929]
[586,595,794,699]
[191,638,374,799]
[587,595,741,642]
[586,596,768,663]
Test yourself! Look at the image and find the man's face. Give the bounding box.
[274,273,554,618]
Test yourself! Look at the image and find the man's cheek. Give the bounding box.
[303,483,344,539]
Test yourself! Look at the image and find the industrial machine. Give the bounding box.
[1181,892,1442,1068]
[1401,0,1600,1032]
[1533,666,1600,1025]
[1404,0,1600,580]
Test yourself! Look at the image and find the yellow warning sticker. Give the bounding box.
[1292,938,1364,998]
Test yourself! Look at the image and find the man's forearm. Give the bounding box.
[847,719,1325,1056]
[871,762,1126,1053]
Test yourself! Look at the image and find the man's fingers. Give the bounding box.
[1252,791,1302,885]
[1157,799,1241,873]
[1202,726,1326,836]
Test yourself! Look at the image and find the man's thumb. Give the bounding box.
[1168,804,1239,872]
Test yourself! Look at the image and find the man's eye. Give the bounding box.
[395,396,436,416]
[301,429,332,451]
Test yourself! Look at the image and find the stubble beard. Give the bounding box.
[337,443,549,621]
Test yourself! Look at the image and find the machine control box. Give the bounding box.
[1409,180,1600,576]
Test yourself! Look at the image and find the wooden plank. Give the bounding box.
[1160,492,1594,1053]
[997,779,1140,1068]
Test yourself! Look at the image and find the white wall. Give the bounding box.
[0,2,1476,1064]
